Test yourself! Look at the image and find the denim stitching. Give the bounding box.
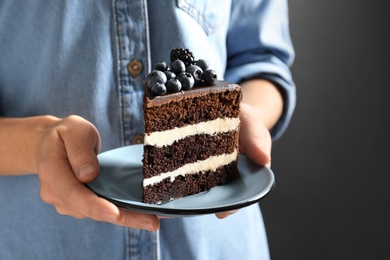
[113,0,126,147]
[177,0,214,34]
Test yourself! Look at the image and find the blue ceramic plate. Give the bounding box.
[86,145,275,217]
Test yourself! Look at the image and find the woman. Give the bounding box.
[0,0,295,259]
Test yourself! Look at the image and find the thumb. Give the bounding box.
[241,130,272,167]
[239,119,272,167]
[59,116,101,183]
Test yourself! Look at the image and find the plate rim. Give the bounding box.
[87,145,275,217]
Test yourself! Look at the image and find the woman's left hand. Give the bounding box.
[215,79,283,219]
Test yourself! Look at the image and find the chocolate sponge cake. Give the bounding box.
[142,81,242,204]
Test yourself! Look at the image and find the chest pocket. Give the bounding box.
[176,0,230,35]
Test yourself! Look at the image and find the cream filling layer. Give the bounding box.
[143,150,238,187]
[144,117,240,147]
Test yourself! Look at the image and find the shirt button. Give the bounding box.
[128,59,143,78]
[131,133,144,145]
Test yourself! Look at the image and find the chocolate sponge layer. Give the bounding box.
[142,161,239,204]
[144,82,242,133]
[143,131,239,178]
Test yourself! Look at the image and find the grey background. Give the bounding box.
[260,1,390,259]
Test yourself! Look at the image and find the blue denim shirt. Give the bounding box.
[0,0,295,259]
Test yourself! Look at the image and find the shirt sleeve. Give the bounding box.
[225,0,296,140]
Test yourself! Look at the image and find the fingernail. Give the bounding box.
[139,221,156,232]
[79,163,95,179]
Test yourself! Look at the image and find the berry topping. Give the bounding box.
[151,82,167,96]
[166,78,182,92]
[154,60,168,71]
[195,59,209,72]
[170,48,195,67]
[145,48,218,96]
[177,72,195,90]
[186,65,203,83]
[202,69,217,85]
[164,70,176,81]
[146,70,167,89]
[170,59,186,75]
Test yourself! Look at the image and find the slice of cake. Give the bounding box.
[142,48,242,204]
[142,82,242,204]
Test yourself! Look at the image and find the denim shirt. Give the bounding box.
[0,1,295,259]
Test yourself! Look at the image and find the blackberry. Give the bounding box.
[170,48,195,67]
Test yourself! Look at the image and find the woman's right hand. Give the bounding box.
[0,115,160,231]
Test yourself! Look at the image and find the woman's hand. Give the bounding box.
[215,104,272,219]
[37,116,160,231]
[215,79,283,219]
[238,103,272,167]
[0,115,159,231]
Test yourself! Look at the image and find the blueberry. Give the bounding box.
[186,65,203,84]
[195,59,209,72]
[150,82,167,96]
[166,78,182,92]
[154,60,168,71]
[177,72,195,90]
[202,69,217,85]
[164,70,176,81]
[146,70,167,89]
[170,60,186,75]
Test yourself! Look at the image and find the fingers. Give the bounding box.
[115,208,160,231]
[37,115,160,231]
[68,184,160,231]
[215,210,238,219]
[213,104,273,220]
[240,127,272,167]
[239,104,272,167]
[39,157,159,231]
[56,115,101,183]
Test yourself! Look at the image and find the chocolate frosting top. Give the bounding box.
[144,80,241,108]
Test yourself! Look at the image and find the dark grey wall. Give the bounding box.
[260,1,390,259]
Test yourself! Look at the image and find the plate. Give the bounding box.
[87,145,275,217]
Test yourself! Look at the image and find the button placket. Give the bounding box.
[115,0,151,147]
